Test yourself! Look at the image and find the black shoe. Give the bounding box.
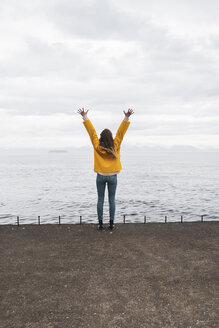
[109,220,115,230]
[98,220,104,230]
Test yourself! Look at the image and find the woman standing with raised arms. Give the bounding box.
[78,108,134,230]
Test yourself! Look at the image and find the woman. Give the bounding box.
[78,108,134,230]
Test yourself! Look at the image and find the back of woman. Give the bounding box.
[78,108,134,230]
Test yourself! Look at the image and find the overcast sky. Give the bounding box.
[0,0,219,150]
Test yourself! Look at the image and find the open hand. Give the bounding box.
[123,108,134,117]
[77,108,89,117]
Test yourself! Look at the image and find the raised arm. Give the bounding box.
[114,109,134,148]
[78,108,99,148]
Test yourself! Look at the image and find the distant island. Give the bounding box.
[48,150,68,153]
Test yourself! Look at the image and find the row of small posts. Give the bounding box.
[16,214,206,226]
[122,215,206,223]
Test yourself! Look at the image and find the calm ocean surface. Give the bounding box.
[0,148,218,224]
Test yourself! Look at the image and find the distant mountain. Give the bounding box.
[166,145,200,152]
[122,145,219,152]
[48,149,68,153]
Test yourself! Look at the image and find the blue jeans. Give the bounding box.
[96,173,117,222]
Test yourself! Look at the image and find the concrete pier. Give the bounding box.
[0,222,218,328]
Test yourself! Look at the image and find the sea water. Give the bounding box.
[0,148,218,224]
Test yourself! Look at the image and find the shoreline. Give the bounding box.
[1,218,218,226]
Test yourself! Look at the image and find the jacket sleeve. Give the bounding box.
[114,120,130,148]
[83,119,99,149]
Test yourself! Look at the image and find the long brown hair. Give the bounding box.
[99,129,118,159]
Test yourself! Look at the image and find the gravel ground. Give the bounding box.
[0,222,218,328]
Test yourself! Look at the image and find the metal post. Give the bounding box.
[144,215,146,224]
[181,215,183,223]
[201,215,203,222]
[59,216,61,225]
[123,215,126,224]
[38,216,40,225]
[165,215,167,223]
[17,216,19,226]
[80,216,82,224]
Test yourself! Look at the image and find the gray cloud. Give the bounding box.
[45,0,146,40]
